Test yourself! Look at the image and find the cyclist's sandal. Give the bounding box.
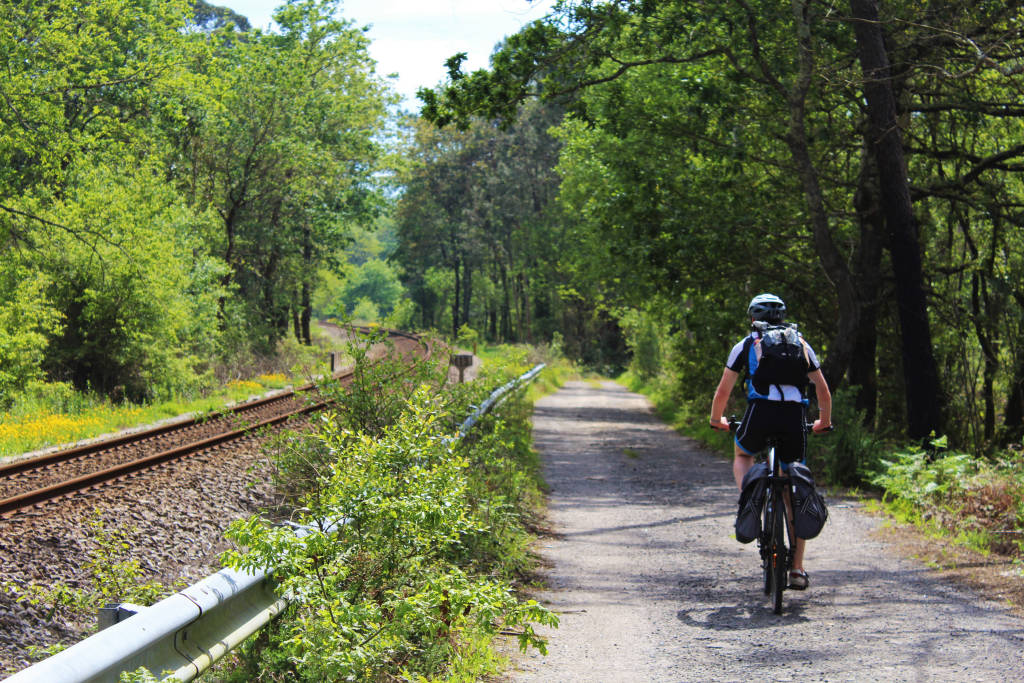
[788,569,809,590]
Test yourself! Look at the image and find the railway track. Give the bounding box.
[0,327,429,518]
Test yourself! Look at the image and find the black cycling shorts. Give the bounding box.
[734,400,807,463]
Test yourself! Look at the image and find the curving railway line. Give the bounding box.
[0,327,429,518]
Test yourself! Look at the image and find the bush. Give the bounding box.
[219,341,556,681]
[872,439,1024,556]
[618,309,663,381]
[806,387,885,486]
[222,387,555,680]
[0,271,63,406]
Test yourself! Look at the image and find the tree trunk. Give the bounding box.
[462,259,472,331]
[522,271,532,343]
[263,249,280,350]
[301,227,313,345]
[1005,354,1024,439]
[783,0,861,393]
[961,211,1001,444]
[452,257,461,339]
[850,0,944,439]
[500,265,511,340]
[849,143,885,424]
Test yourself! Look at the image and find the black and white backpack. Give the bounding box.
[746,322,810,398]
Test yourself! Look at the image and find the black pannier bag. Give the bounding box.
[735,462,769,543]
[788,462,828,539]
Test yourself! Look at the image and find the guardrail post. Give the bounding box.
[98,602,145,631]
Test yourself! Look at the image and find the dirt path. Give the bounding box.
[507,381,1024,682]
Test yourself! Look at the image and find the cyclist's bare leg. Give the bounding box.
[733,444,754,490]
[782,488,807,572]
[793,538,805,571]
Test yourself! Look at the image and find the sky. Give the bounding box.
[223,0,557,109]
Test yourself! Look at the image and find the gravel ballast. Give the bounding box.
[508,381,1024,682]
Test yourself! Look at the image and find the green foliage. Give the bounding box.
[0,269,63,404]
[350,298,381,323]
[415,0,1024,448]
[117,668,160,683]
[386,298,418,331]
[332,328,448,438]
[806,388,885,486]
[1,0,397,409]
[264,328,443,500]
[39,161,223,401]
[456,324,479,353]
[872,441,1024,557]
[618,309,663,381]
[394,102,594,347]
[221,350,556,681]
[339,259,404,318]
[176,0,393,351]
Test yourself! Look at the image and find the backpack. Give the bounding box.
[734,462,769,543]
[788,462,828,539]
[747,322,810,398]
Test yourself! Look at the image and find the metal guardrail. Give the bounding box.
[451,363,545,441]
[3,567,286,683]
[4,364,546,683]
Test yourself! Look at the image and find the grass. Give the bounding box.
[0,320,369,459]
[0,373,296,458]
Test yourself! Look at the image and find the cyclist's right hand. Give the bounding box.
[812,419,834,433]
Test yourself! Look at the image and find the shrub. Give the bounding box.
[221,383,556,681]
[806,387,885,486]
[872,440,1024,556]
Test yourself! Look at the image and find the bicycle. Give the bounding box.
[729,418,826,615]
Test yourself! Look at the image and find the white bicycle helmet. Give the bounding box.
[747,293,786,323]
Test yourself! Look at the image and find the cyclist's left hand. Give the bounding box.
[710,417,730,432]
[812,419,832,433]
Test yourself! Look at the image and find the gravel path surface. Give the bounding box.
[508,381,1024,682]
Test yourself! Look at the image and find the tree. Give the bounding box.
[175,0,392,349]
[418,0,1024,444]
[189,0,251,32]
[849,0,944,439]
[395,101,581,346]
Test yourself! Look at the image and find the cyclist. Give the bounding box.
[709,293,832,590]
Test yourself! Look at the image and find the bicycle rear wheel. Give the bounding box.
[770,487,788,614]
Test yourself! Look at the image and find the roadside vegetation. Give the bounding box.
[208,335,568,681]
[5,0,1024,669]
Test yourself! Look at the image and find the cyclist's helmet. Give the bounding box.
[747,293,786,323]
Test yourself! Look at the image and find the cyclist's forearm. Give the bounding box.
[711,368,739,420]
[814,380,832,424]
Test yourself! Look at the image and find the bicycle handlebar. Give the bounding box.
[726,417,834,434]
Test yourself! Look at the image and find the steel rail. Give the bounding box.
[0,401,329,517]
[0,327,430,518]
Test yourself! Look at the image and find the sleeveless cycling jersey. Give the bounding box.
[725,332,821,403]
